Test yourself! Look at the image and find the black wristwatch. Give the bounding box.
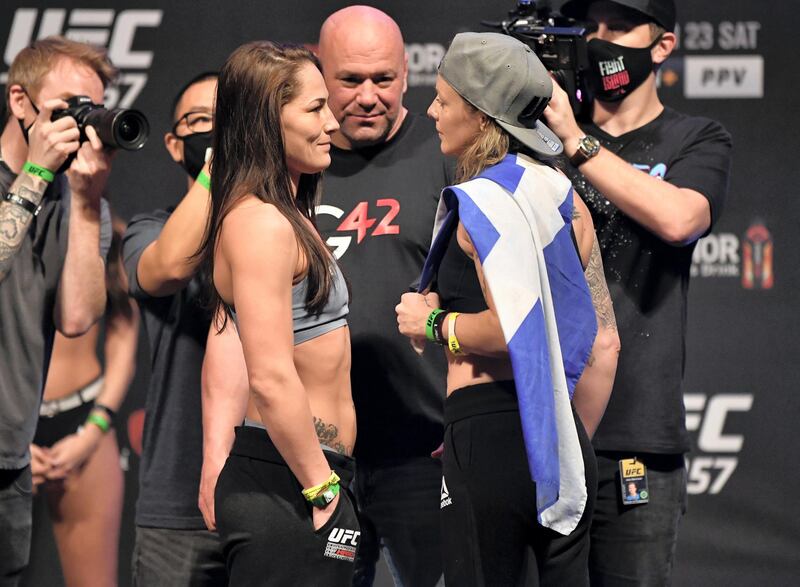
[569,135,601,167]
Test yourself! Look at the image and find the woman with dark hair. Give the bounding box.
[196,41,359,585]
[29,214,139,587]
[397,32,619,585]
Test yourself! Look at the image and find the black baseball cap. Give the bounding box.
[561,0,676,32]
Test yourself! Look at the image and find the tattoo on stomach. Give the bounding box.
[313,417,349,454]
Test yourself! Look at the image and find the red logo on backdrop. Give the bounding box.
[127,409,145,456]
[742,223,773,289]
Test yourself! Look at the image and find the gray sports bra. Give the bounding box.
[231,261,348,345]
[292,262,349,345]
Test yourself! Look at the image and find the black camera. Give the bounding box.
[483,0,592,119]
[51,95,149,151]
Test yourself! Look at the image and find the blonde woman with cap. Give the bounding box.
[396,32,619,585]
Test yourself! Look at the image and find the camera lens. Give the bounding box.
[84,107,149,150]
[111,109,149,151]
[118,119,139,143]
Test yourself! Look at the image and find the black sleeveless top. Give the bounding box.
[435,223,583,313]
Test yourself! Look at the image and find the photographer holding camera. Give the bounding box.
[543,0,732,584]
[0,36,116,584]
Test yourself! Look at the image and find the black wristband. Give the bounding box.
[92,403,117,427]
[433,311,449,345]
[4,192,41,216]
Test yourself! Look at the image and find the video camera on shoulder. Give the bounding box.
[482,0,592,119]
[51,95,149,151]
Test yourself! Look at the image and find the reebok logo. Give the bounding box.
[440,476,452,509]
[324,527,359,562]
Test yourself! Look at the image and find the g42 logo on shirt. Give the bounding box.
[316,199,400,259]
[684,393,754,495]
[1,8,163,108]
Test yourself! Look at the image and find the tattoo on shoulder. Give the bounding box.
[585,236,617,332]
[313,416,349,455]
[572,206,581,220]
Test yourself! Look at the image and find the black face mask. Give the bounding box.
[178,130,213,178]
[586,37,661,103]
[18,88,73,175]
[17,87,38,144]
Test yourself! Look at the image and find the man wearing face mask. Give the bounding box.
[122,72,228,586]
[544,0,732,584]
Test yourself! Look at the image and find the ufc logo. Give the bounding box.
[2,8,163,108]
[684,393,753,453]
[328,528,360,546]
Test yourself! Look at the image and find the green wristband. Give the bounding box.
[86,412,111,434]
[425,309,445,343]
[196,170,211,190]
[23,161,55,183]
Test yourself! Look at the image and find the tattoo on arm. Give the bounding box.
[313,416,349,455]
[585,235,617,332]
[0,173,48,281]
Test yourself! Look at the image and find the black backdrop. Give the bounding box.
[3,1,798,585]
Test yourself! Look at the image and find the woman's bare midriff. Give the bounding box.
[42,325,102,401]
[446,352,514,397]
[245,325,356,455]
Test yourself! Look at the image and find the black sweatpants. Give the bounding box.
[215,426,360,586]
[441,381,597,586]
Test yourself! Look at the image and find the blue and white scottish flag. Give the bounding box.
[419,153,597,535]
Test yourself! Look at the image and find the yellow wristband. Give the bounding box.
[301,471,341,501]
[447,311,462,355]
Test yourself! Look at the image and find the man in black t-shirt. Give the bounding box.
[122,72,228,586]
[315,7,450,586]
[545,0,732,584]
[0,37,114,584]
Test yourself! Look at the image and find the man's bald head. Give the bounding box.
[318,6,408,150]
[319,5,404,57]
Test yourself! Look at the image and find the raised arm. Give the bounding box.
[135,162,211,297]
[1,98,79,282]
[0,172,49,282]
[545,81,714,246]
[54,125,112,336]
[199,308,249,531]
[222,203,334,508]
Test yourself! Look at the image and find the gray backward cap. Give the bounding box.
[438,32,563,157]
